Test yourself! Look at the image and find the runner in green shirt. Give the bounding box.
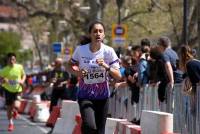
[0,53,26,131]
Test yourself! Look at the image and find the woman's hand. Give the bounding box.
[96,58,109,69]
[77,69,88,78]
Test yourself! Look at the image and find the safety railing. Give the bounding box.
[108,84,200,134]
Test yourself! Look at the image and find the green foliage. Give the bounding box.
[0,31,21,52]
[103,0,183,46]
[0,31,32,66]
[0,31,21,65]
[17,49,33,65]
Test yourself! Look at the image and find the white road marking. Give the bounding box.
[19,115,49,133]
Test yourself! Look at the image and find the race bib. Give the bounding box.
[8,80,18,86]
[83,71,106,84]
[83,58,106,84]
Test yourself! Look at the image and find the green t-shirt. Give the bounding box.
[0,64,25,93]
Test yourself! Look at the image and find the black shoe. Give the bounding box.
[130,118,137,123]
[135,119,140,125]
[131,118,140,125]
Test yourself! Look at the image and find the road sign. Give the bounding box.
[64,47,73,55]
[52,42,62,53]
[112,37,125,45]
[112,24,127,39]
[112,24,127,45]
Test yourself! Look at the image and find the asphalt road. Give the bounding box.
[0,109,52,134]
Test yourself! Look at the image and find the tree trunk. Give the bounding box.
[89,0,107,22]
[182,0,189,44]
[32,32,44,70]
[197,0,200,57]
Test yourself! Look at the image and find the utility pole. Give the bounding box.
[116,0,124,24]
[115,0,125,55]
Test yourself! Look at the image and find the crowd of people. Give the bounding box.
[111,36,200,126]
[1,20,200,134]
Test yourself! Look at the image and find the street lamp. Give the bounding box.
[116,0,124,24]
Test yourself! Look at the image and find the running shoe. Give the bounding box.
[8,124,14,131]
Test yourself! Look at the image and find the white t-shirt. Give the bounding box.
[71,43,120,99]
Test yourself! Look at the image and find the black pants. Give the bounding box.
[4,89,18,105]
[49,88,65,112]
[158,81,168,102]
[78,99,109,134]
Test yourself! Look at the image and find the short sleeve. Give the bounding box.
[108,48,120,69]
[162,53,170,63]
[0,67,6,77]
[20,65,25,76]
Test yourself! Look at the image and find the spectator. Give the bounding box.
[157,36,181,112]
[179,45,200,115]
[179,45,200,90]
[49,58,69,112]
[138,38,151,86]
[150,46,168,102]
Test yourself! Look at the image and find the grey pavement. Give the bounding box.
[0,109,52,134]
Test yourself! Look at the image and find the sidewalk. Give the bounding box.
[0,109,51,134]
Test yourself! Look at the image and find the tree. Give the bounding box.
[11,0,199,56]
[0,31,31,66]
[88,0,108,21]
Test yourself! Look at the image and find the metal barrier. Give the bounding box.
[109,84,200,134]
[109,84,160,121]
[173,84,200,134]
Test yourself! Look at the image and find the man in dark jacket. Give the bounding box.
[49,58,69,112]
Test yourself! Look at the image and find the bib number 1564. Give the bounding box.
[84,72,105,84]
[85,72,104,80]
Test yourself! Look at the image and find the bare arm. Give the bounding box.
[18,67,26,85]
[108,67,121,81]
[66,60,86,78]
[20,74,26,84]
[115,81,128,89]
[165,61,174,87]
